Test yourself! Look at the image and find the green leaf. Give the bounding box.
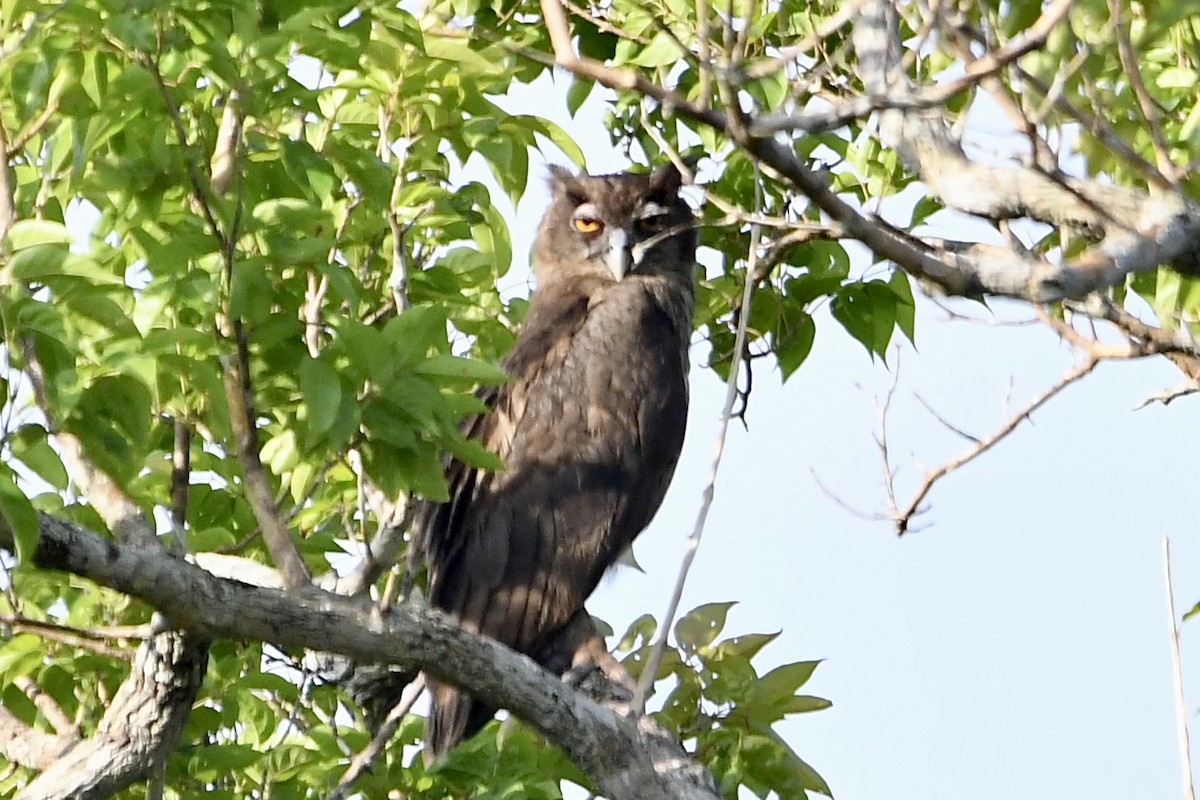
[441,433,505,471]
[566,77,594,118]
[888,269,916,344]
[9,247,122,285]
[299,356,343,439]
[1158,66,1198,89]
[414,354,508,384]
[776,308,815,380]
[628,32,686,68]
[0,634,46,682]
[4,219,73,249]
[261,430,300,475]
[11,424,69,490]
[381,306,450,370]
[0,464,39,563]
[674,601,736,651]
[758,660,822,704]
[1184,600,1200,621]
[392,442,450,501]
[617,613,658,651]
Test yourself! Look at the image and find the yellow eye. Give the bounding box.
[573,217,602,234]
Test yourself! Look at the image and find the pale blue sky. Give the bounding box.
[489,74,1199,799]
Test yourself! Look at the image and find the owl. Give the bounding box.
[413,163,697,759]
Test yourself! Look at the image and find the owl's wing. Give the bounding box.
[416,280,689,759]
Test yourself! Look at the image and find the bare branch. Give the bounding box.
[219,338,311,588]
[892,356,1099,534]
[328,675,427,800]
[1136,381,1200,409]
[851,1,1200,298]
[1106,0,1176,182]
[15,629,209,800]
[0,123,16,250]
[1163,537,1197,800]
[14,677,78,739]
[2,614,131,659]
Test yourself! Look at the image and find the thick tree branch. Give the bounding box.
[853,0,1200,298]
[2,515,721,800]
[15,630,209,800]
[0,704,77,771]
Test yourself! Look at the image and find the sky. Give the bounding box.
[486,75,1200,800]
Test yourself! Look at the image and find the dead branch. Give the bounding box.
[889,355,1099,535]
[1163,537,1197,800]
[328,675,427,800]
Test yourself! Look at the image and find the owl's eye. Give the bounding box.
[637,215,670,234]
[573,217,603,234]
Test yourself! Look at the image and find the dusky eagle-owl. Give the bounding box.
[413,163,696,758]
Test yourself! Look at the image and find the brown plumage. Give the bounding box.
[412,163,697,759]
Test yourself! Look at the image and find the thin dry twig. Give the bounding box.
[14,676,79,739]
[913,394,981,443]
[1106,0,1176,183]
[2,614,136,659]
[327,675,427,800]
[1163,537,1196,800]
[891,355,1099,534]
[220,345,312,589]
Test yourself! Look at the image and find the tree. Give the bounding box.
[0,0,1196,798]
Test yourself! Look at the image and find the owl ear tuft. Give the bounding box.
[648,162,684,197]
[548,165,587,203]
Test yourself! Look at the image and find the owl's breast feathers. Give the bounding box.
[414,272,692,753]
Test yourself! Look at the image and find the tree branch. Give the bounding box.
[0,704,76,771]
[890,355,1099,535]
[3,515,721,800]
[852,0,1200,298]
[15,630,209,800]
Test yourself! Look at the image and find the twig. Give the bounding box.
[2,614,136,658]
[874,364,902,517]
[633,165,763,712]
[1163,537,1196,800]
[740,0,866,80]
[1106,0,1176,183]
[892,355,1099,534]
[327,675,427,800]
[15,676,79,738]
[1136,381,1200,409]
[913,394,981,443]
[7,100,60,155]
[810,468,890,523]
[220,345,312,589]
[0,124,17,251]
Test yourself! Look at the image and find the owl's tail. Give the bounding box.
[424,679,495,764]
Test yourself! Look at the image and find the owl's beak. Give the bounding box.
[605,228,632,281]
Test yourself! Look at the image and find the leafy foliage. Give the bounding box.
[3,0,1192,795]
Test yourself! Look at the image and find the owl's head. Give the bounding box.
[532,164,696,285]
